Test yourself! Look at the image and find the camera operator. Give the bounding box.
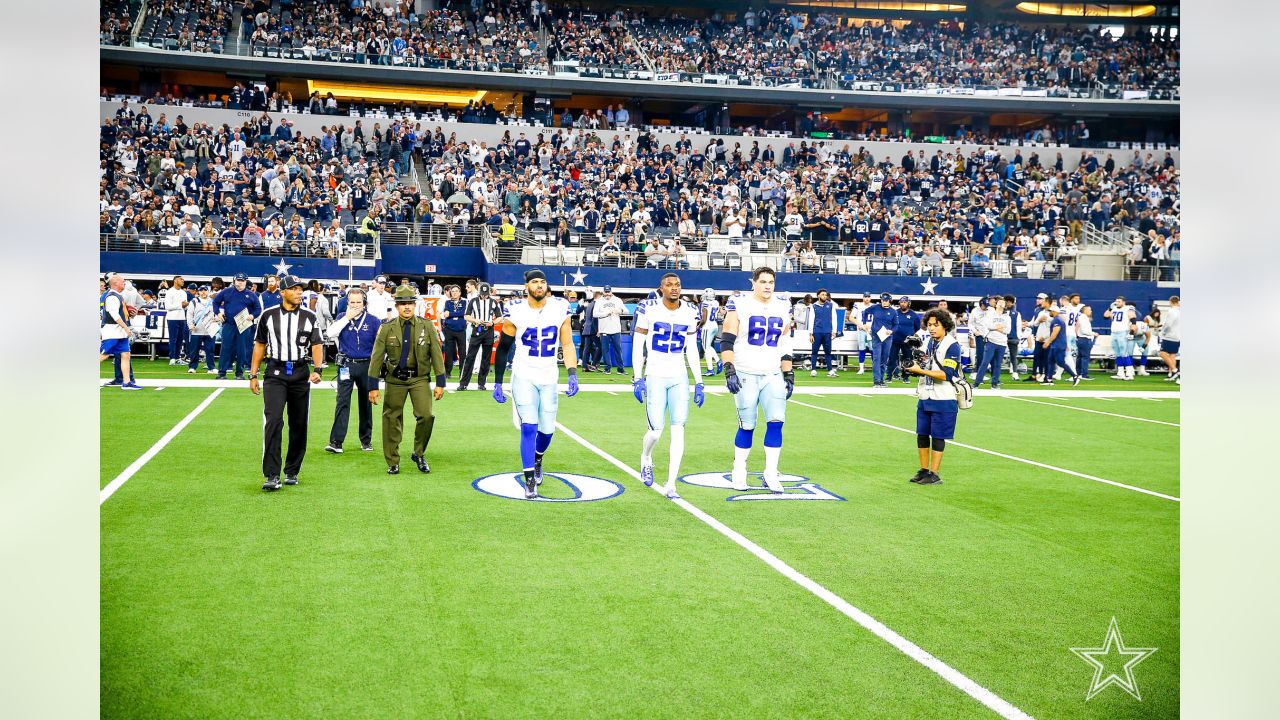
[903,309,962,486]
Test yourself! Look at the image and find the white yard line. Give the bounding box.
[1006,397,1179,428]
[100,389,224,505]
[555,420,1034,720]
[789,400,1179,503]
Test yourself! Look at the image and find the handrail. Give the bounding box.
[130,0,147,45]
[99,231,375,259]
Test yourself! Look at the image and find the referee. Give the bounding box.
[458,283,501,391]
[249,274,324,491]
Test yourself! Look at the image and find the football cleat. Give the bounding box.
[262,476,282,491]
[325,444,343,454]
[664,484,681,500]
[283,475,299,486]
[640,464,655,487]
[761,472,784,494]
[716,361,723,375]
[524,473,538,499]
[730,469,749,492]
[1072,375,1082,387]
[533,455,544,486]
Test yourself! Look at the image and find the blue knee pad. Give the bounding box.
[536,430,553,454]
[735,428,754,449]
[764,421,783,448]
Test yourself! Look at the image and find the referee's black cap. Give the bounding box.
[524,269,547,283]
[279,274,304,289]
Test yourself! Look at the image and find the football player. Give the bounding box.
[491,269,581,499]
[632,273,706,499]
[699,288,722,377]
[720,266,794,493]
[1103,296,1137,380]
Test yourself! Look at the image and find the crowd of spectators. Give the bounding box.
[100,97,1180,280]
[105,2,1179,94]
[100,98,420,256]
[100,0,137,46]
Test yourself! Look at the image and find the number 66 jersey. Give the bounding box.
[504,296,572,386]
[726,292,794,375]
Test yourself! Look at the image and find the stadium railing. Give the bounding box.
[100,232,375,260]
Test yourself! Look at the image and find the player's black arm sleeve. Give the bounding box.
[493,331,516,384]
[720,332,736,353]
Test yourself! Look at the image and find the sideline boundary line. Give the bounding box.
[1005,396,1179,427]
[100,377,1181,399]
[555,420,1035,720]
[790,400,1179,503]
[100,389,224,505]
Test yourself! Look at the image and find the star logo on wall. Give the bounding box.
[569,267,588,286]
[920,277,938,295]
[271,260,293,276]
[1070,617,1157,701]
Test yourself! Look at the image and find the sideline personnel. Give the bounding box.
[324,288,381,453]
[369,286,446,474]
[213,272,261,379]
[249,275,323,491]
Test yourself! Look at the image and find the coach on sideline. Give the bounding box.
[212,272,261,380]
[324,288,381,454]
[249,274,324,491]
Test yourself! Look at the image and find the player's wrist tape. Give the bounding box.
[720,332,736,352]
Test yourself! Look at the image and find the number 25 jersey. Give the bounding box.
[633,298,699,378]
[504,296,571,385]
[726,293,793,374]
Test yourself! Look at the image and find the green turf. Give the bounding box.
[104,357,1180,393]
[101,387,1178,719]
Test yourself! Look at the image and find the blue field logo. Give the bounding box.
[472,472,625,503]
[678,472,846,501]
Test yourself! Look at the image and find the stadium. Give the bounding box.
[99,1,1180,718]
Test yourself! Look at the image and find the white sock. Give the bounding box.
[733,446,751,474]
[764,446,781,476]
[641,428,662,466]
[667,426,685,486]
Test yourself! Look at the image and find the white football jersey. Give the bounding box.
[700,298,720,327]
[726,292,793,374]
[1062,303,1081,336]
[1109,304,1135,334]
[503,296,571,385]
[634,299,700,378]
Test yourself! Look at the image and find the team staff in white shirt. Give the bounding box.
[1074,305,1096,380]
[162,276,192,365]
[1158,295,1180,383]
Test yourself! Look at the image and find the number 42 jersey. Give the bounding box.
[726,293,794,374]
[504,296,572,385]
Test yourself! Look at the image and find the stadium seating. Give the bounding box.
[103,3,1180,96]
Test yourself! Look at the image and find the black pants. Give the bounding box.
[1006,339,1020,373]
[459,328,493,387]
[263,363,311,478]
[329,358,374,448]
[580,332,600,367]
[442,327,468,377]
[887,337,908,381]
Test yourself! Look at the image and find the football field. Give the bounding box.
[101,366,1178,719]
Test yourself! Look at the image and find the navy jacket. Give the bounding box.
[892,309,921,339]
[212,286,262,323]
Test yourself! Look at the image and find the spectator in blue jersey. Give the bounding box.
[1041,306,1082,387]
[259,274,281,311]
[887,296,921,384]
[863,292,897,389]
[905,308,963,485]
[212,272,262,379]
[806,289,839,378]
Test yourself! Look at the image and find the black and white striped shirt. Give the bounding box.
[466,296,501,328]
[255,305,322,362]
